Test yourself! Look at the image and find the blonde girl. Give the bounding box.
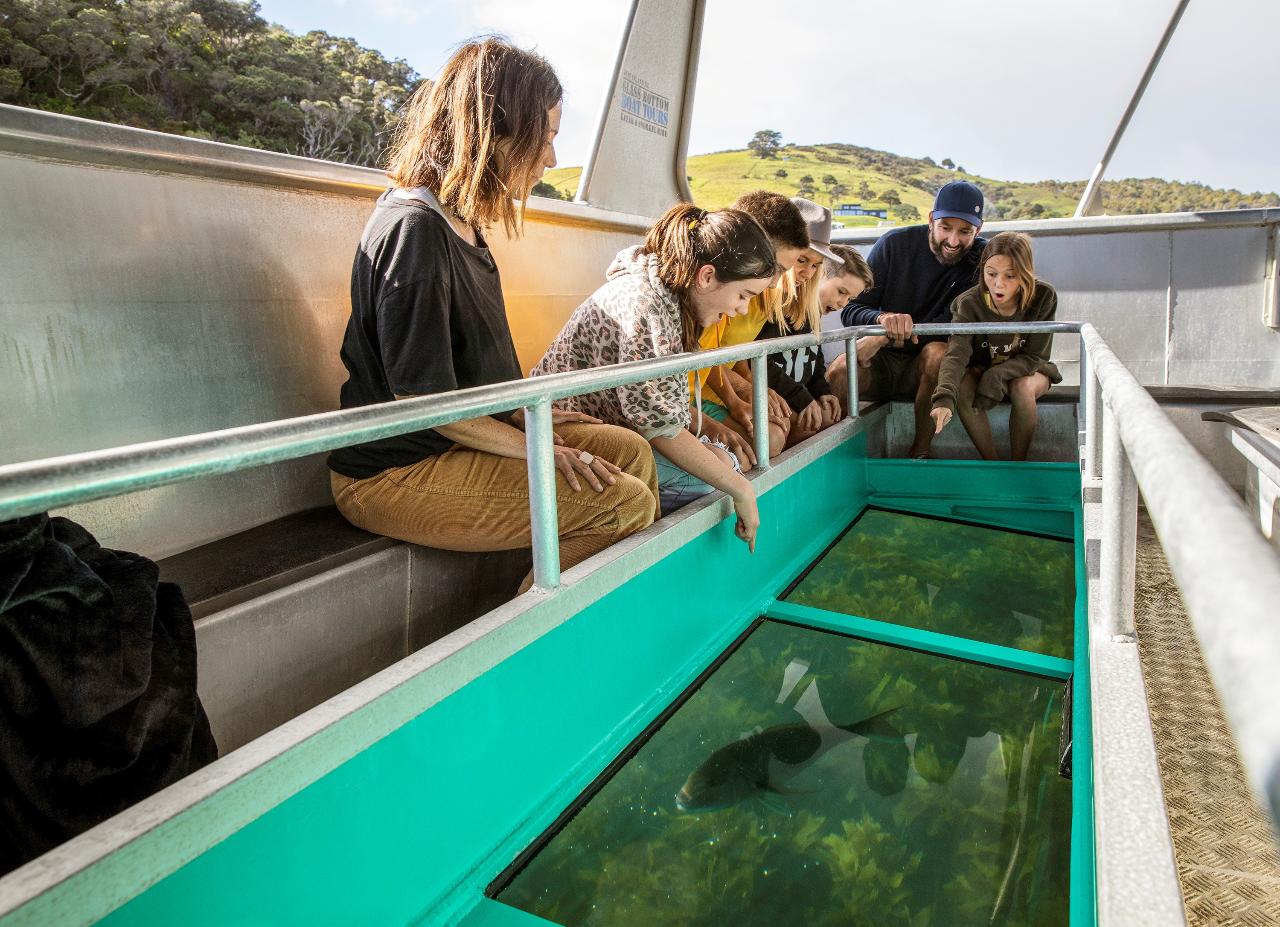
[930,232,1062,460]
[755,244,874,446]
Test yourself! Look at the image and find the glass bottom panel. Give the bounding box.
[495,620,1071,927]
[785,508,1075,659]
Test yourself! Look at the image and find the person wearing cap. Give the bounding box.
[694,196,845,459]
[825,180,988,458]
[689,193,812,462]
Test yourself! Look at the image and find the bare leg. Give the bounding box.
[824,352,876,415]
[955,367,999,460]
[909,342,947,458]
[721,408,788,458]
[1008,372,1051,460]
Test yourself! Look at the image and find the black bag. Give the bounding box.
[0,514,218,875]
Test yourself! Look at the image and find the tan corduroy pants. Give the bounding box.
[330,423,659,592]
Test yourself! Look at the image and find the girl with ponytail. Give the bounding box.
[533,203,778,548]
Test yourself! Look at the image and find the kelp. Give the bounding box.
[786,509,1075,659]
[498,614,1072,926]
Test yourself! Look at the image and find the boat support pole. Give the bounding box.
[525,399,561,590]
[1074,0,1190,217]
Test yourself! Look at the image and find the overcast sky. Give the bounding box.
[256,0,1278,194]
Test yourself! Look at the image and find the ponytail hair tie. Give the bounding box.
[687,208,709,232]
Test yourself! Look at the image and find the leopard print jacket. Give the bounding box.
[532,246,691,440]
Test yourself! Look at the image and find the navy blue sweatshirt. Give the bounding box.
[839,225,987,352]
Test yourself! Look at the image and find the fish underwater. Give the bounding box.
[675,692,902,813]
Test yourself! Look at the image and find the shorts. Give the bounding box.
[654,433,743,516]
[865,349,923,402]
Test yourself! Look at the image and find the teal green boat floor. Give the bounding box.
[495,619,1071,927]
[785,508,1075,660]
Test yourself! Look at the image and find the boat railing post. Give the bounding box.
[1083,335,1103,481]
[1099,398,1138,641]
[524,399,561,590]
[845,336,859,419]
[751,352,770,469]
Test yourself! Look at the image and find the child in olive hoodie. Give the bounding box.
[930,232,1061,460]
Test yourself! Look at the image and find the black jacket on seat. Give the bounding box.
[0,514,217,875]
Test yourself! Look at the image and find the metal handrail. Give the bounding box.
[1080,324,1280,834]
[0,322,1080,529]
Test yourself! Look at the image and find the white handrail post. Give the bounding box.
[1083,336,1103,480]
[845,338,859,419]
[1099,399,1138,641]
[524,399,561,590]
[751,352,770,469]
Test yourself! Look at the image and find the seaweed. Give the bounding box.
[497,514,1074,926]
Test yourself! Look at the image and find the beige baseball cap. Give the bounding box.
[790,197,844,264]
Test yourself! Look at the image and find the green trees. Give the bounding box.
[0,0,419,166]
[530,181,565,200]
[748,129,783,159]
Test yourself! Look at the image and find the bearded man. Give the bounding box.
[826,180,987,458]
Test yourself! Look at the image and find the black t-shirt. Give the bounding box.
[327,191,521,480]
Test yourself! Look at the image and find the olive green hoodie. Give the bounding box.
[932,281,1062,413]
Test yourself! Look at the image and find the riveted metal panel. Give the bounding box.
[1168,226,1279,385]
[1030,231,1171,384]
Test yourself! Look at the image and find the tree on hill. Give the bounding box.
[880,189,902,206]
[829,182,849,205]
[889,204,921,222]
[774,169,788,180]
[748,129,783,159]
[530,181,564,200]
[941,158,956,170]
[956,165,967,174]
[857,180,874,200]
[821,174,839,188]
[800,174,814,185]
[798,182,817,199]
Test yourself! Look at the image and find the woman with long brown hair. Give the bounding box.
[533,203,778,549]
[327,38,658,591]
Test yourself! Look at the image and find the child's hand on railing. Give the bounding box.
[767,389,790,422]
[930,407,952,434]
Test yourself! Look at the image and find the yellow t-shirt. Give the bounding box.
[688,299,770,406]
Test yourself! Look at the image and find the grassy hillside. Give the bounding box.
[541,142,1279,226]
